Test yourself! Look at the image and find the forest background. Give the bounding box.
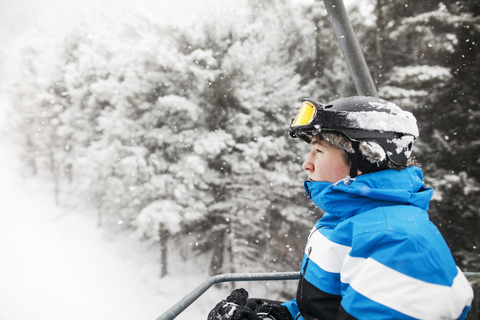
[2,0,480,317]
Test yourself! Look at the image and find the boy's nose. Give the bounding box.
[302,158,313,172]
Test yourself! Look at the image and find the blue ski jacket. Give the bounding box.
[282,167,473,320]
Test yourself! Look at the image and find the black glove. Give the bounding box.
[207,288,261,320]
[207,289,293,320]
[253,300,293,320]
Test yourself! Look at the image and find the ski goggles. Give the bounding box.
[289,99,323,141]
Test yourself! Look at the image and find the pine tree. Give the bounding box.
[172,1,314,275]
[8,0,353,282]
[358,0,480,271]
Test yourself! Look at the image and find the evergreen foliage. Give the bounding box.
[359,0,480,271]
[7,0,480,288]
[7,0,336,280]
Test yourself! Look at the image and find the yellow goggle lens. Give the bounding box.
[292,101,316,128]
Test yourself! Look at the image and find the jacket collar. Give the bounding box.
[304,167,433,221]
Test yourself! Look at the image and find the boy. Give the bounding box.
[208,96,474,320]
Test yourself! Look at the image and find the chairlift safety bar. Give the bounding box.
[156,271,480,320]
[155,272,300,320]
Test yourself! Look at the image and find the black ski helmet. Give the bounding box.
[289,96,418,175]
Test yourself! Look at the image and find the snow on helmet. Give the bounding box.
[289,96,419,167]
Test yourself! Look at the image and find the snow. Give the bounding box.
[193,130,235,158]
[346,108,419,137]
[388,65,452,83]
[137,200,184,236]
[0,94,295,320]
[0,95,231,320]
[389,135,415,156]
[360,141,386,162]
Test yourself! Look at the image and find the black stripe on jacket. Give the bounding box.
[296,274,357,320]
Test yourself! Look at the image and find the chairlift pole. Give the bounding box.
[323,0,378,97]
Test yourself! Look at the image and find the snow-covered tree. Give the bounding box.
[358,0,480,271]
[170,1,319,275]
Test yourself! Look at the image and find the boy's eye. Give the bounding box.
[315,148,322,153]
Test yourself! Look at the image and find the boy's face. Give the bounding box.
[302,137,350,183]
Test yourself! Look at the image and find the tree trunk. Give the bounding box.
[314,16,322,78]
[210,229,225,275]
[26,136,37,176]
[374,0,385,85]
[65,162,73,184]
[159,222,169,278]
[227,224,235,291]
[49,148,59,206]
[265,193,272,271]
[96,192,102,228]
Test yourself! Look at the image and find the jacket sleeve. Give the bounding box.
[281,284,356,320]
[340,227,474,319]
[284,225,357,320]
[281,299,300,320]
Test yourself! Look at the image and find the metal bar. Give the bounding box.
[156,271,480,320]
[155,272,300,320]
[465,272,480,282]
[323,0,378,97]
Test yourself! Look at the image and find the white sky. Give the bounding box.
[0,0,363,90]
[0,0,244,89]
